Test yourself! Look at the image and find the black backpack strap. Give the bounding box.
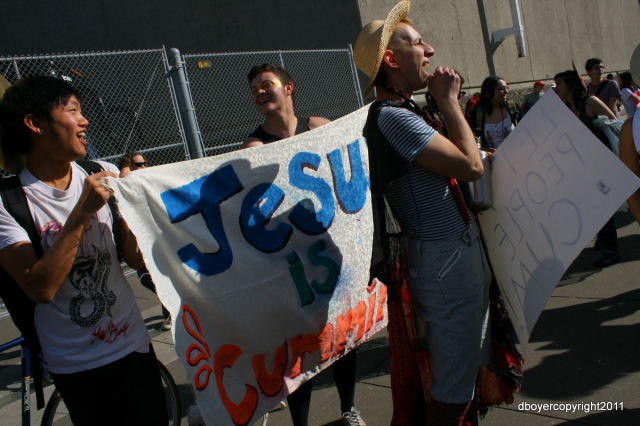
[594,80,609,97]
[0,176,43,257]
[75,161,121,261]
[0,176,46,409]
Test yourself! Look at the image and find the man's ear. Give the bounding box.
[23,114,45,135]
[382,50,399,69]
[285,81,294,96]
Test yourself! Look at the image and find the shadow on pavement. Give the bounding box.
[555,407,640,425]
[524,288,640,400]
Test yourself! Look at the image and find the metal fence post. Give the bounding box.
[347,44,364,108]
[167,48,205,159]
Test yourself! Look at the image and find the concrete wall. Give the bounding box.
[366,0,640,88]
[0,0,363,54]
[2,0,639,91]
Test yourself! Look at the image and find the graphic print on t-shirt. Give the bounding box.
[68,245,116,327]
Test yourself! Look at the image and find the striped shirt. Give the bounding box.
[378,106,472,241]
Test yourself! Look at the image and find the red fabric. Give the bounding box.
[425,398,472,426]
[386,267,433,426]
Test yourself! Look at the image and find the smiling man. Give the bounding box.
[0,76,167,425]
[355,1,490,424]
[240,64,365,426]
[241,64,329,148]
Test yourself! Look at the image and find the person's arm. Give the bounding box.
[414,66,483,181]
[619,119,640,225]
[117,218,144,270]
[608,96,620,114]
[586,96,616,119]
[119,167,131,178]
[0,171,117,303]
[626,91,640,104]
[240,137,264,149]
[309,116,331,129]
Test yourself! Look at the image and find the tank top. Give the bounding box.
[248,117,310,144]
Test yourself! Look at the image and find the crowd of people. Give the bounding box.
[0,0,639,425]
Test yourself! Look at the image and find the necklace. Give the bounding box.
[383,84,445,132]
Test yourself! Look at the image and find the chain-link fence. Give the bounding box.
[183,48,363,156]
[0,46,364,176]
[0,49,187,176]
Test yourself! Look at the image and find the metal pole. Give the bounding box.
[347,45,364,107]
[167,48,205,159]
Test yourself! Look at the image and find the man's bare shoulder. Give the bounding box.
[240,137,265,150]
[309,116,331,129]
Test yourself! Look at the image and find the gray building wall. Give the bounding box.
[357,0,640,88]
[2,0,639,90]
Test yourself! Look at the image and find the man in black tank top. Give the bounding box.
[241,63,329,149]
[240,64,365,426]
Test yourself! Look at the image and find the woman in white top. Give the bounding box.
[466,76,520,151]
[619,72,640,118]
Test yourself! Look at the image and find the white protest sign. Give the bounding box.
[478,90,640,345]
[111,106,387,426]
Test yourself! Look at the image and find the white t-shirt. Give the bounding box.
[621,88,638,118]
[0,162,150,374]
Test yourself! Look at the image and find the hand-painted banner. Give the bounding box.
[110,106,386,426]
[478,90,640,345]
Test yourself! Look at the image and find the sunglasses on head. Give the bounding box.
[133,162,146,167]
[250,79,282,95]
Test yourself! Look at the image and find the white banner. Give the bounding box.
[111,106,387,426]
[478,90,640,345]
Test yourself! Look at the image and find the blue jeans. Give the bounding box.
[407,227,492,404]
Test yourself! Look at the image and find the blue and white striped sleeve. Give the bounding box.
[378,107,438,163]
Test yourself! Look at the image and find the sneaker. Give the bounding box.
[342,407,366,426]
[187,404,206,426]
[593,249,620,267]
[160,316,172,331]
[593,235,604,251]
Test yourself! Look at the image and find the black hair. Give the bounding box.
[0,76,81,155]
[554,70,589,110]
[247,63,295,104]
[619,71,636,90]
[119,154,131,169]
[585,58,603,72]
[478,76,506,116]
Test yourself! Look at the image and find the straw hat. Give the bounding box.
[0,74,27,175]
[631,43,640,86]
[354,0,411,97]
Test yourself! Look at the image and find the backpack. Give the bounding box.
[0,160,119,409]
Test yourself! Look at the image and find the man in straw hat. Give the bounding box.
[354,1,491,424]
[0,75,168,425]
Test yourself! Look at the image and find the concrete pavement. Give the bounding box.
[1,210,639,425]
